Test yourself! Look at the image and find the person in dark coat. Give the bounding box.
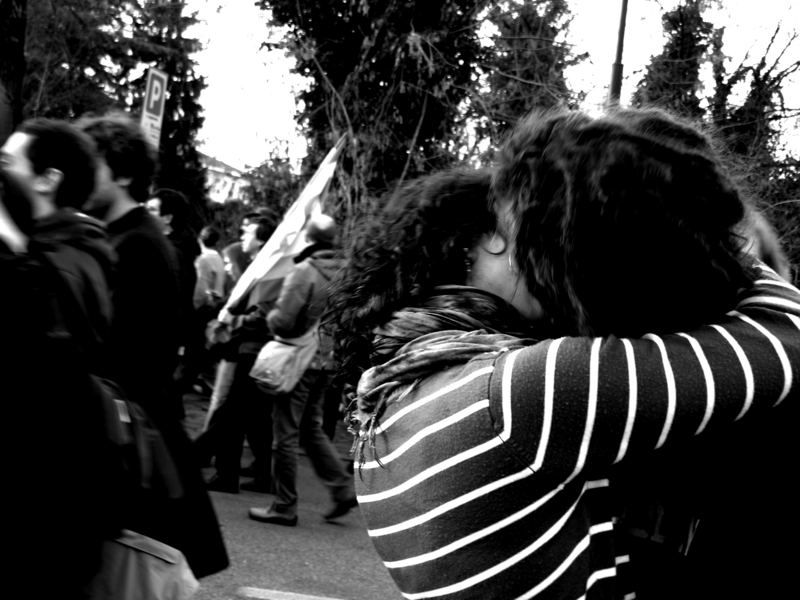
[0,118,118,598]
[76,110,229,579]
[146,188,202,398]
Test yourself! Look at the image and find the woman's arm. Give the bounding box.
[491,264,800,481]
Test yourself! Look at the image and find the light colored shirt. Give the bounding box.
[193,245,226,309]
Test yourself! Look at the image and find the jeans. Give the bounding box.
[271,369,354,516]
[194,353,273,484]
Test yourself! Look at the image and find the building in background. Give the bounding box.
[200,152,250,203]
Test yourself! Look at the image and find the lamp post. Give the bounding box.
[607,0,629,108]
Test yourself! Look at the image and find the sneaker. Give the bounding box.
[248,506,297,526]
[324,497,358,521]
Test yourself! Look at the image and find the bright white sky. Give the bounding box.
[186,0,799,170]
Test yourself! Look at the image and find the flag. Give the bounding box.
[221,134,346,314]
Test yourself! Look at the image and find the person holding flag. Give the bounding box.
[197,136,346,494]
[196,213,277,493]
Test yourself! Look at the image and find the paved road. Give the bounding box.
[182,392,401,600]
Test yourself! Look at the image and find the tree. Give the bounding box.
[133,1,208,232]
[14,0,208,227]
[257,0,492,227]
[633,1,800,281]
[242,150,302,224]
[473,0,585,149]
[708,26,800,277]
[632,0,715,120]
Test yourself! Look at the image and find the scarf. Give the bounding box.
[349,285,542,465]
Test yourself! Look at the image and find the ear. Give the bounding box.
[33,168,63,196]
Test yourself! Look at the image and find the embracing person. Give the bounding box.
[330,107,800,600]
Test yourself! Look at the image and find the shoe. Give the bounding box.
[206,474,239,494]
[248,507,297,526]
[324,497,358,521]
[240,478,272,494]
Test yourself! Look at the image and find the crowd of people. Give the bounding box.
[1,112,228,598]
[2,101,798,600]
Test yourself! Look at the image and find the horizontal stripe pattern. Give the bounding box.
[356,270,800,599]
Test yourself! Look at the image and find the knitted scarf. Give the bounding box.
[349,285,542,466]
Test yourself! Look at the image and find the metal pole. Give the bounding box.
[608,0,629,108]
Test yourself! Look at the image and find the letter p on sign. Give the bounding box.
[140,67,168,149]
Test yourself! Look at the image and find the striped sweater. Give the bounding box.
[354,265,800,599]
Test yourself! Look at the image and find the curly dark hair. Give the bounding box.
[329,167,497,388]
[493,107,755,338]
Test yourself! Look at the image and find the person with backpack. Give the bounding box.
[76,111,229,580]
[248,214,357,526]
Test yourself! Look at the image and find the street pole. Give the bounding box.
[608,0,629,108]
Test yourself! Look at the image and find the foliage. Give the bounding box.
[258,0,493,226]
[133,1,208,233]
[474,0,585,149]
[4,0,208,226]
[631,0,715,120]
[257,0,586,237]
[708,26,800,277]
[632,1,800,281]
[242,150,302,221]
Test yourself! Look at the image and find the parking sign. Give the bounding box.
[140,67,168,149]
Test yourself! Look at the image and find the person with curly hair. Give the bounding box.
[330,107,800,600]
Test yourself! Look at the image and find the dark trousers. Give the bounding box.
[193,353,273,484]
[271,369,354,516]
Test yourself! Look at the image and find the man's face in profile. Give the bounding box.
[0,132,36,233]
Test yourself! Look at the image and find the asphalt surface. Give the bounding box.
[181,390,401,600]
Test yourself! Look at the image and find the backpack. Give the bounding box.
[38,248,185,502]
[95,375,184,500]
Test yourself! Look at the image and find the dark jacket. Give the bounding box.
[27,208,115,370]
[105,205,229,578]
[226,274,281,356]
[105,205,182,422]
[4,212,117,597]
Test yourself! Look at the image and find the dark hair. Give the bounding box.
[75,111,155,203]
[199,225,220,248]
[17,118,97,209]
[493,107,754,337]
[151,188,190,231]
[329,167,497,388]
[222,241,250,284]
[250,217,272,243]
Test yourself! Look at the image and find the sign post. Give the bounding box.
[140,67,168,149]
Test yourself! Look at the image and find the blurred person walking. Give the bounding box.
[195,213,277,493]
[147,188,202,402]
[77,110,229,579]
[202,238,251,431]
[249,214,357,527]
[180,224,226,396]
[0,119,118,597]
